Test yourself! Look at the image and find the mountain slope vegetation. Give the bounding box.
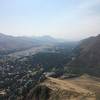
[66,34,100,76]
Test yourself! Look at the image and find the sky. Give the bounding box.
[0,0,100,40]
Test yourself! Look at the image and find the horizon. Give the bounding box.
[0,0,100,40]
[0,32,99,42]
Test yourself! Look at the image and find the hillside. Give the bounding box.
[67,34,100,76]
[71,34,100,67]
[25,75,100,100]
[0,33,34,51]
[67,74,100,100]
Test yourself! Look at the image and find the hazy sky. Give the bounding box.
[0,0,100,40]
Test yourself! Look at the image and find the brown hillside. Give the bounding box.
[26,76,97,100]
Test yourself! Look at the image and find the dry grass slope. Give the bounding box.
[26,74,100,100]
[66,74,100,100]
[38,76,97,100]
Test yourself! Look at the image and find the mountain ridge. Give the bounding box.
[0,33,59,54]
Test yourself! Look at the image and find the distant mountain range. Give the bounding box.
[0,33,59,52]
